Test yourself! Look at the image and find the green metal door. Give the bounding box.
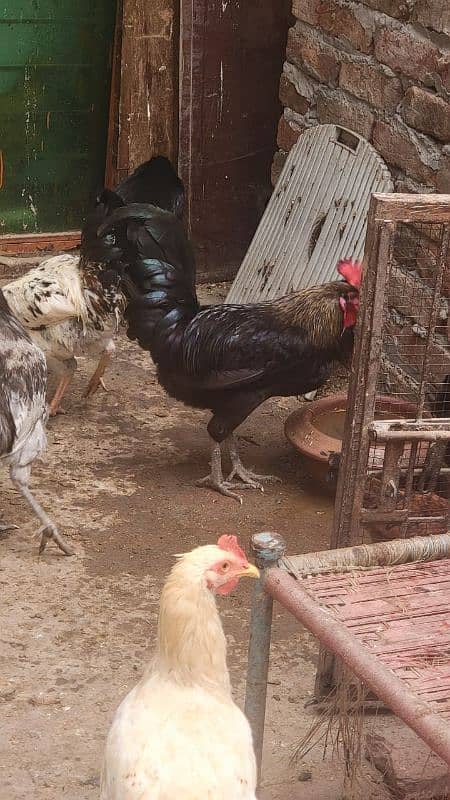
[0,0,116,233]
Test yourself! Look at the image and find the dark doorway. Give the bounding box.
[179,0,292,280]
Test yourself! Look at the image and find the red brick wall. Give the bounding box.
[273,0,450,193]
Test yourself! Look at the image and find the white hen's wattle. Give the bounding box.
[101,545,257,800]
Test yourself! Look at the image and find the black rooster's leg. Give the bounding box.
[226,435,281,489]
[10,466,75,556]
[196,440,244,503]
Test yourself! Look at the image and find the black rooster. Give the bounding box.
[100,204,361,501]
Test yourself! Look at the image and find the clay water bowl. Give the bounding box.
[285,393,424,490]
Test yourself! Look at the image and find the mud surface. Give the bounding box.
[0,283,428,799]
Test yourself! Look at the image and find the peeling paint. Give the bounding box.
[218,60,224,123]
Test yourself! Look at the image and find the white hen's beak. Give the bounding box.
[237,563,260,579]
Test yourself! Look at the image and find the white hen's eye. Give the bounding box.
[220,561,231,574]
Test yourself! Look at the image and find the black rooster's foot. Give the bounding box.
[227,464,281,489]
[195,474,244,504]
[38,525,75,556]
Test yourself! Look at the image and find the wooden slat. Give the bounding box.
[372,193,450,223]
[116,0,177,180]
[302,558,450,719]
[0,231,80,257]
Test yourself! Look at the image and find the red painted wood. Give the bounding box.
[179,0,292,280]
[301,558,450,721]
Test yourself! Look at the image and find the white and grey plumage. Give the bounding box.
[3,252,123,416]
[0,290,73,554]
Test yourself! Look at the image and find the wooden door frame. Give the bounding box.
[178,0,203,238]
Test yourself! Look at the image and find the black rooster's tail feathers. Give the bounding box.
[80,155,186,297]
[115,156,184,219]
[98,203,198,357]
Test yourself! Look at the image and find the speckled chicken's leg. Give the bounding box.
[48,357,77,416]
[10,465,74,556]
[226,434,281,488]
[84,339,115,398]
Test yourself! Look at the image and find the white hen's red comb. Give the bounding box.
[217,534,247,562]
[337,259,362,289]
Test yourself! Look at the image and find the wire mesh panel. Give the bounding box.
[332,194,450,550]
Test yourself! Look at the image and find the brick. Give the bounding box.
[387,264,448,329]
[339,61,402,111]
[286,23,341,85]
[276,114,304,152]
[359,0,410,20]
[393,174,435,193]
[271,150,288,186]
[437,54,450,93]
[435,154,450,193]
[317,88,374,139]
[292,0,319,25]
[372,120,441,185]
[393,221,450,296]
[279,74,311,115]
[413,0,450,35]
[317,0,374,54]
[384,316,450,382]
[374,26,440,84]
[401,86,450,143]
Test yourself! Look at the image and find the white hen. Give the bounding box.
[101,535,259,799]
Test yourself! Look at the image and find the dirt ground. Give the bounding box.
[0,282,442,799]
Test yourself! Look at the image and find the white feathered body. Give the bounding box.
[3,253,122,367]
[102,674,256,800]
[101,547,257,800]
[0,292,48,473]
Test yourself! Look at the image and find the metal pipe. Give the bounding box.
[265,568,450,766]
[245,532,286,784]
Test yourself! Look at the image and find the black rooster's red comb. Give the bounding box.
[337,259,362,289]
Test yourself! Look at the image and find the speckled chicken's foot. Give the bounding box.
[48,375,73,416]
[84,344,114,399]
[226,435,281,488]
[0,515,18,534]
[11,477,75,556]
[195,442,244,504]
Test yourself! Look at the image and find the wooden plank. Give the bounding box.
[116,0,177,182]
[0,231,80,257]
[105,0,124,188]
[372,193,450,222]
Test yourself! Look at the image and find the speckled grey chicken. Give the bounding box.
[0,290,73,554]
[3,157,184,415]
